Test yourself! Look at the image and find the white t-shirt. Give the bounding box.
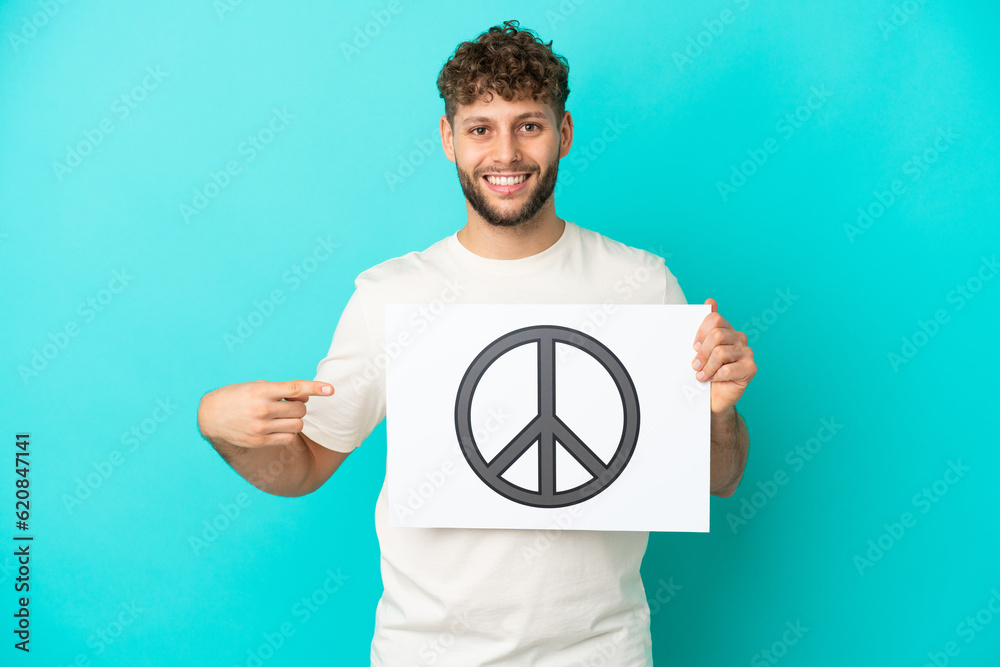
[301,220,687,666]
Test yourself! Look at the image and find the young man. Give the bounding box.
[198,20,755,666]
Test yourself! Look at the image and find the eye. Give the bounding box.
[523,123,539,132]
[470,127,488,136]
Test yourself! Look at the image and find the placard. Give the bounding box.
[385,304,711,532]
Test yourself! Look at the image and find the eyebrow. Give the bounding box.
[460,111,549,126]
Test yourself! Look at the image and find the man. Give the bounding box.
[198,20,755,666]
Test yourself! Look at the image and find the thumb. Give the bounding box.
[705,298,718,313]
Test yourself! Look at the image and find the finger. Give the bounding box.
[695,344,744,382]
[261,418,305,435]
[692,327,743,371]
[693,308,733,351]
[271,400,308,419]
[259,432,299,447]
[710,356,757,383]
[271,380,334,400]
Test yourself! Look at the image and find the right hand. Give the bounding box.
[197,379,334,449]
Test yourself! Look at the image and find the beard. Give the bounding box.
[456,153,560,229]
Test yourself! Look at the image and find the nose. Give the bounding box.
[492,129,520,166]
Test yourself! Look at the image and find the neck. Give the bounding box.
[456,202,565,260]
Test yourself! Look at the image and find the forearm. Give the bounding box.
[709,406,749,497]
[206,433,314,498]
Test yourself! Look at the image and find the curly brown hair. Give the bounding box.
[437,20,570,127]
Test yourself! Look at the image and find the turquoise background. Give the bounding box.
[1,0,998,665]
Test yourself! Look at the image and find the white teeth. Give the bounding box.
[485,174,527,186]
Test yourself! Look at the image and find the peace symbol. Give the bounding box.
[454,325,640,508]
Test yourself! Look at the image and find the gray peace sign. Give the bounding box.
[454,325,640,508]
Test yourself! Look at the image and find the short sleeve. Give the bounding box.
[662,263,688,305]
[301,288,386,453]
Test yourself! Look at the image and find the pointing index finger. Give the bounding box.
[275,380,334,402]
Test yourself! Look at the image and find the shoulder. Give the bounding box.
[352,236,453,295]
[574,223,666,272]
[574,222,686,303]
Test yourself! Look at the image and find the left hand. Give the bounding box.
[692,298,756,414]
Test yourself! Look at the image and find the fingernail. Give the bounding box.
[322,385,332,394]
[692,358,702,370]
[694,341,701,351]
[697,371,706,381]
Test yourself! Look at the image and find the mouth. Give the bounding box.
[482,172,532,195]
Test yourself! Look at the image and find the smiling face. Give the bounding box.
[441,95,573,229]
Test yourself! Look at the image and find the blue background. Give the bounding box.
[1,1,998,665]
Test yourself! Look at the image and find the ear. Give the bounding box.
[559,110,573,159]
[440,115,456,163]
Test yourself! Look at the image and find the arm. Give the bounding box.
[710,406,749,497]
[691,298,756,498]
[198,379,349,497]
[205,432,312,498]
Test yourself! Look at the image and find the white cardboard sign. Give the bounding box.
[385,304,711,532]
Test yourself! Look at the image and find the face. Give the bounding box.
[441,95,572,229]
